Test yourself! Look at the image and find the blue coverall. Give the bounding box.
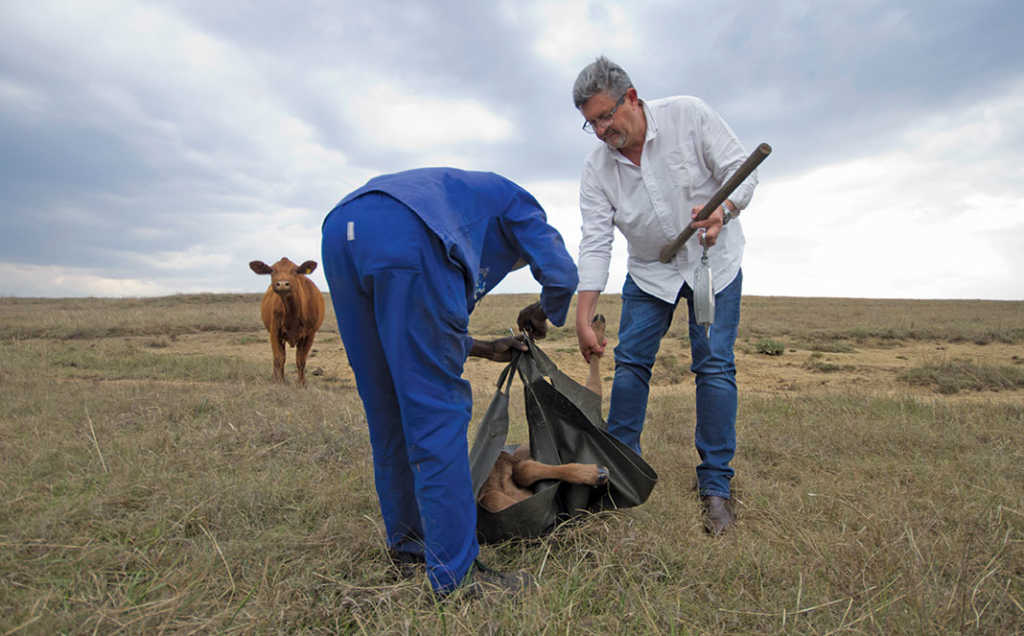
[321,168,578,593]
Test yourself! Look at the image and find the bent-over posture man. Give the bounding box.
[571,56,759,535]
[321,168,578,595]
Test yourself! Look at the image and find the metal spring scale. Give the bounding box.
[693,229,714,338]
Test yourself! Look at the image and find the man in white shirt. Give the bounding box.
[572,56,759,535]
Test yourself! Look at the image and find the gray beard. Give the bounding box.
[602,132,626,150]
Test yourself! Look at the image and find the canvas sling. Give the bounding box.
[469,339,658,543]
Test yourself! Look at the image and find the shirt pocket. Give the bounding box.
[666,149,695,199]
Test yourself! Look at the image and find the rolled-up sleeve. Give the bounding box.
[577,161,615,292]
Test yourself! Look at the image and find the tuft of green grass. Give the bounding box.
[901,357,1024,394]
[803,352,853,373]
[755,338,785,356]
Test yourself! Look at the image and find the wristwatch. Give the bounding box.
[721,205,733,226]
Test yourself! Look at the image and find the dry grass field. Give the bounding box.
[1,293,1022,634]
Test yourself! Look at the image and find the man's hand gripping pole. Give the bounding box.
[658,142,772,264]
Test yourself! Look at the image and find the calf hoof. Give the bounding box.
[596,466,609,486]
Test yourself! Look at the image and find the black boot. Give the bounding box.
[387,548,426,579]
[446,559,533,599]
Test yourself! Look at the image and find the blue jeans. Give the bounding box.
[606,271,742,499]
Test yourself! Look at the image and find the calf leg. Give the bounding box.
[585,314,606,397]
[478,451,533,513]
[513,459,609,488]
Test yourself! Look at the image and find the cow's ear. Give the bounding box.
[297,260,318,275]
[250,260,273,275]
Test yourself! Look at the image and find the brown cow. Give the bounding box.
[249,257,325,386]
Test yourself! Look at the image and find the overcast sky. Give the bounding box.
[2,0,1022,301]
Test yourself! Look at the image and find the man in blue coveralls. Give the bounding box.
[321,167,578,597]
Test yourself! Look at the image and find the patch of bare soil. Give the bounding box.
[147,330,1024,405]
[137,331,356,390]
[733,339,1024,405]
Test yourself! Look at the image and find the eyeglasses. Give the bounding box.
[582,93,627,134]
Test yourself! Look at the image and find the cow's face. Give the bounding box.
[249,258,318,298]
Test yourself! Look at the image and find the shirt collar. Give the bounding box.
[641,99,658,142]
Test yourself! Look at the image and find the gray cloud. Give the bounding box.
[1,0,1022,299]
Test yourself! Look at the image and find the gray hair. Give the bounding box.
[572,56,634,109]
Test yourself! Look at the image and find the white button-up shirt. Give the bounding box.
[578,96,758,303]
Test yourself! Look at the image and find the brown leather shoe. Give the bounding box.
[701,495,735,535]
